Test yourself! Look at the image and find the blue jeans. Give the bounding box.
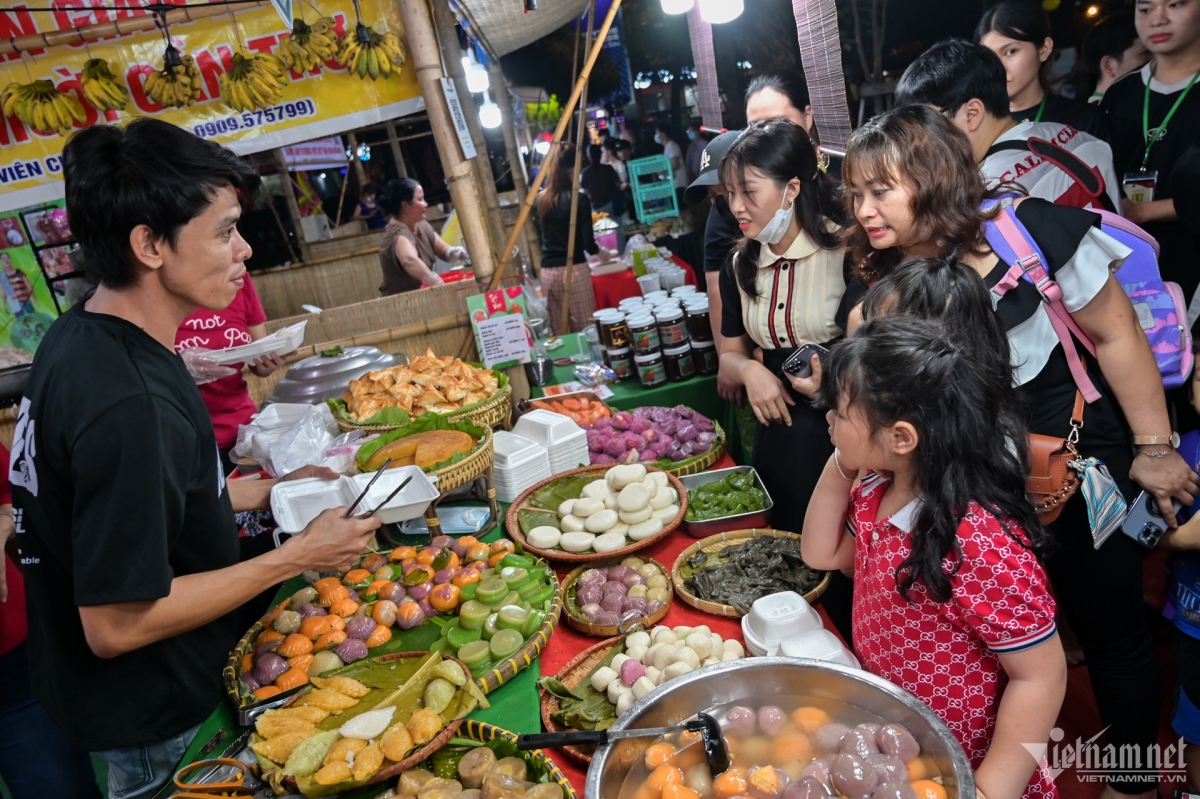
[96,723,200,799]
[0,642,101,799]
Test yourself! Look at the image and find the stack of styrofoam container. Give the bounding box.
[492,431,551,504]
[513,409,591,476]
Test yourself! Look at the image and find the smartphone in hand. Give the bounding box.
[1121,490,1181,548]
[782,343,830,379]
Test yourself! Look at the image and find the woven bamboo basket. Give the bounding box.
[353,426,494,497]
[671,528,830,618]
[538,635,625,766]
[460,720,579,799]
[663,424,726,478]
[505,465,688,564]
[259,651,468,794]
[561,557,673,637]
[335,382,513,434]
[475,560,563,694]
[225,548,561,707]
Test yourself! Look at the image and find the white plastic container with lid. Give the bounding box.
[740,591,824,656]
[270,466,440,532]
[778,629,862,669]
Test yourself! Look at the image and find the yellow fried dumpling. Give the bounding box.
[298,688,359,712]
[309,676,371,699]
[378,723,414,761]
[265,706,330,725]
[313,760,353,786]
[255,714,316,740]
[351,744,385,781]
[251,730,310,764]
[407,708,444,745]
[324,736,369,765]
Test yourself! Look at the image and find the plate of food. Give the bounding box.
[578,406,725,476]
[560,555,673,636]
[506,464,687,563]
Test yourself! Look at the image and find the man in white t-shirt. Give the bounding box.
[896,38,1120,210]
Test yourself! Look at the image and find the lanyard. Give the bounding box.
[1142,66,1200,170]
[1033,95,1047,123]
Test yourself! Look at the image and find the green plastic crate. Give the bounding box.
[628,155,679,223]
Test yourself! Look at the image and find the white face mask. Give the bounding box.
[752,188,796,246]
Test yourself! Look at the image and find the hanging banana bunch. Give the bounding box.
[1,79,86,135]
[218,51,289,112]
[144,45,202,109]
[337,22,406,81]
[276,16,338,74]
[81,58,130,112]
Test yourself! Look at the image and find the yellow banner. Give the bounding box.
[0,0,424,212]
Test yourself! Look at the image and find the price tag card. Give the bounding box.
[475,314,532,369]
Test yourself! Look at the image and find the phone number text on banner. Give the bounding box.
[0,0,424,213]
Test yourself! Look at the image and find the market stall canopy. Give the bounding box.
[452,0,590,58]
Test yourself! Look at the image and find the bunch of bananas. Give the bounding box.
[81,58,129,112]
[0,80,86,135]
[219,51,289,112]
[277,16,338,74]
[144,49,202,109]
[337,23,406,80]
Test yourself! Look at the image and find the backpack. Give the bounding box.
[984,197,1192,398]
[985,136,1116,213]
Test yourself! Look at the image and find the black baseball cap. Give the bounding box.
[685,129,741,206]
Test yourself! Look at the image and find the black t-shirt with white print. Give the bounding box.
[10,302,239,751]
[1101,63,1200,304]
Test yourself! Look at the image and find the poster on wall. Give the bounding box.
[0,0,425,213]
[0,205,62,360]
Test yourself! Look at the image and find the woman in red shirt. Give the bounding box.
[175,273,289,474]
[0,442,102,799]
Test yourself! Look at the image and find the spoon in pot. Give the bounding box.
[516,712,731,775]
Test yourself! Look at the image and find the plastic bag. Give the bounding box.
[320,431,375,475]
[623,234,651,263]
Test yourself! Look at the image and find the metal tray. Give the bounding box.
[677,465,772,538]
[514,390,612,419]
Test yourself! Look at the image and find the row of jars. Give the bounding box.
[593,287,715,388]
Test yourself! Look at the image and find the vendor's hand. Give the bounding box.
[250,351,290,378]
[285,507,381,573]
[179,347,237,385]
[742,360,794,427]
[1130,448,1200,528]
[597,248,614,265]
[716,366,745,405]
[784,354,823,399]
[280,464,341,483]
[424,273,445,287]
[0,513,12,603]
[446,246,469,263]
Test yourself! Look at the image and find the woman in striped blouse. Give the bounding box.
[716,119,852,540]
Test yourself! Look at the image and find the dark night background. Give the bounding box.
[501,0,1127,130]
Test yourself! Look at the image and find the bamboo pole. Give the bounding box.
[397,0,496,284]
[431,0,508,268]
[272,148,311,261]
[0,0,268,56]
[490,61,541,270]
[345,132,369,188]
[559,0,595,335]
[455,0,624,359]
[385,119,409,178]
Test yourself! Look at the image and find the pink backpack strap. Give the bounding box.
[988,204,1102,403]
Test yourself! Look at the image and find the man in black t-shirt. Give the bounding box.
[1101,0,1200,308]
[10,120,380,799]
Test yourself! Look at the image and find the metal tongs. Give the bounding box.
[515,712,731,775]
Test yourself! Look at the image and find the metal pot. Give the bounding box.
[267,346,398,405]
[586,657,976,798]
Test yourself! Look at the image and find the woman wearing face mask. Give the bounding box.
[976,0,1110,141]
[716,119,851,550]
[845,104,1197,799]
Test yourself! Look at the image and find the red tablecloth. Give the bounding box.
[591,255,698,310]
[536,452,842,792]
